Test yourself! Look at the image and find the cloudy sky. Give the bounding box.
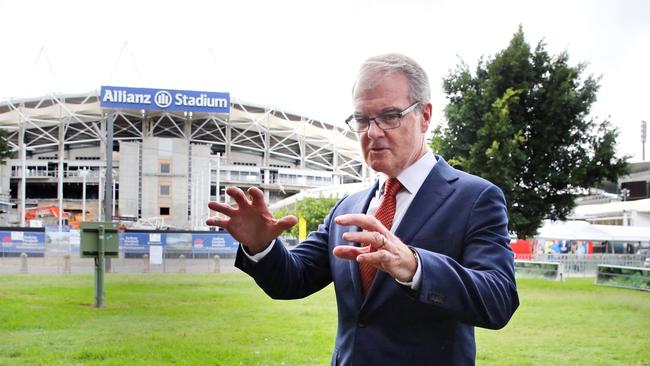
[1,0,648,161]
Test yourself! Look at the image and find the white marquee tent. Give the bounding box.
[536,220,650,242]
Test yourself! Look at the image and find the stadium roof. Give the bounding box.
[0,91,366,180]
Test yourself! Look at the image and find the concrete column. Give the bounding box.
[332,144,340,185]
[184,113,192,140]
[299,119,306,169]
[142,110,151,137]
[57,120,66,231]
[188,143,193,227]
[18,122,26,227]
[263,112,269,167]
[104,114,114,222]
[138,142,143,219]
[225,123,231,164]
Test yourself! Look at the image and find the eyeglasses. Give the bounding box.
[345,101,421,132]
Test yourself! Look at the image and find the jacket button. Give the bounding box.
[428,292,446,304]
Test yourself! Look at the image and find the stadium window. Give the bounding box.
[159,184,170,196]
[159,206,170,216]
[160,160,171,174]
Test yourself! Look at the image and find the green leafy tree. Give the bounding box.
[431,26,629,238]
[274,196,340,238]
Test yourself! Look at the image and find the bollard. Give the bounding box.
[179,254,187,273]
[212,255,221,273]
[63,253,71,274]
[20,252,28,274]
[143,254,150,273]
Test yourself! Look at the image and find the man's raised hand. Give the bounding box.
[206,186,297,255]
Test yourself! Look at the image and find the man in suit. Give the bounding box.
[207,53,519,365]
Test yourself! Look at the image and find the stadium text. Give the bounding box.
[102,89,151,104]
[100,86,230,113]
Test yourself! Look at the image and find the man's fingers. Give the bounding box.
[226,186,250,208]
[342,231,389,250]
[248,187,267,208]
[205,217,229,228]
[332,245,369,260]
[207,201,235,217]
[356,250,390,266]
[335,214,383,232]
[276,215,299,230]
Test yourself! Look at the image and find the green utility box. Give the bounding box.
[80,222,120,258]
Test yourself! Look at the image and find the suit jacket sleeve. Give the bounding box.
[412,184,518,330]
[235,198,346,300]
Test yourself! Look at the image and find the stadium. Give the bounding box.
[0,87,369,230]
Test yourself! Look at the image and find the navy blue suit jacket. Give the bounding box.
[236,157,519,365]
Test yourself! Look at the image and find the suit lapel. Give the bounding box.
[394,157,459,243]
[362,157,460,312]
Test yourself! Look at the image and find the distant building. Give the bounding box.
[0,91,368,229]
[619,161,650,201]
[571,198,650,226]
[572,161,650,226]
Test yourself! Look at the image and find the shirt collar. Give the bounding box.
[378,149,437,195]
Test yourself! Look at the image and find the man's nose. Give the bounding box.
[366,120,385,139]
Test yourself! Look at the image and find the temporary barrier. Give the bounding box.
[515,260,564,281]
[595,265,650,291]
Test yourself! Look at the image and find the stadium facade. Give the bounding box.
[0,89,369,229]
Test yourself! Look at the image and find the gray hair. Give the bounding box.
[353,53,431,103]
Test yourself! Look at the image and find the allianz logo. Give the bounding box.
[102,89,228,109]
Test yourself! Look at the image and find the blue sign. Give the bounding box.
[120,231,238,254]
[100,86,230,113]
[192,233,239,253]
[0,230,46,253]
[120,232,163,254]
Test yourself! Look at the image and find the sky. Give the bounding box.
[1,0,649,161]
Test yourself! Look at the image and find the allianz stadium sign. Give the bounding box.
[100,86,230,113]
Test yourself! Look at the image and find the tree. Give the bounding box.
[274,196,340,238]
[431,26,629,238]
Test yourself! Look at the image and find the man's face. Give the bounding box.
[353,70,431,178]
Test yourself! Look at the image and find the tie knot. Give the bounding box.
[384,178,402,198]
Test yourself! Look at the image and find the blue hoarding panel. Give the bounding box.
[0,230,46,253]
[120,231,237,254]
[120,232,167,254]
[100,86,230,113]
[192,233,239,253]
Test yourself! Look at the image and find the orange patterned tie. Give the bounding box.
[360,177,402,296]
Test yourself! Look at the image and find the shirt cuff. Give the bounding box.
[241,239,276,263]
[395,248,422,290]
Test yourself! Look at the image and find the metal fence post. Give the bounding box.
[20,252,28,273]
[63,253,71,274]
[143,254,150,273]
[179,254,187,273]
[212,255,221,273]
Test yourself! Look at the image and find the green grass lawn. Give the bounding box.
[0,274,648,366]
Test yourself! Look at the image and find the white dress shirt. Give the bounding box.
[244,150,438,290]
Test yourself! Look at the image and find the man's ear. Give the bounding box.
[419,102,432,132]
